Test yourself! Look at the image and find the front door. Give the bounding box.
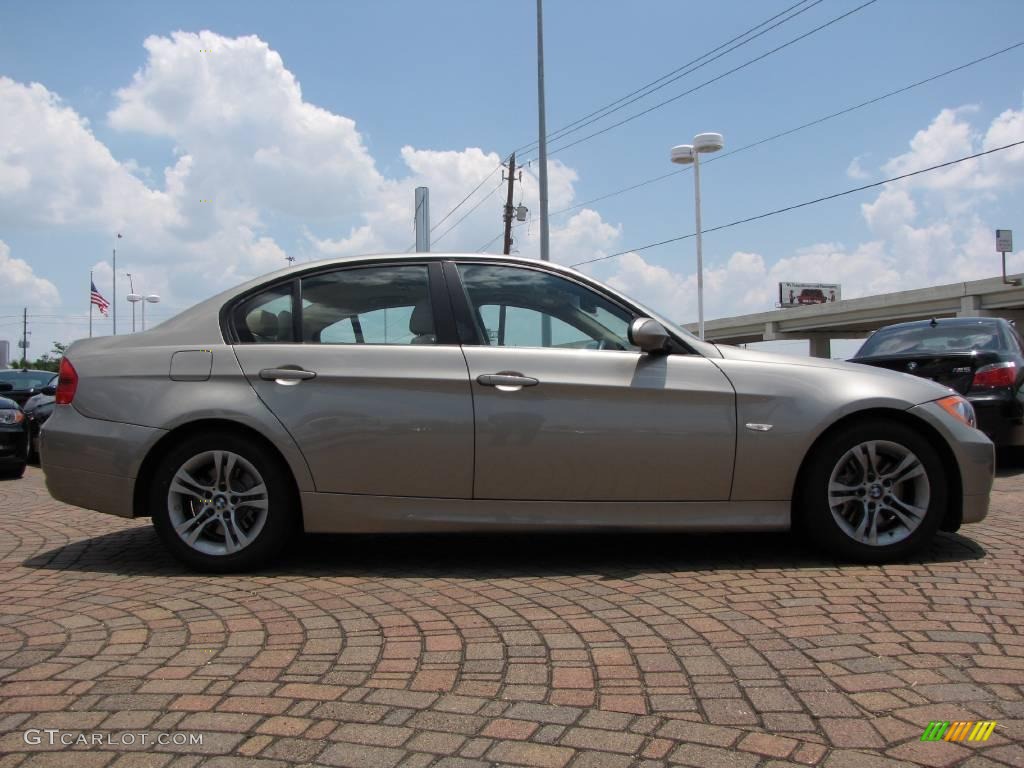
[449,262,736,501]
[231,262,474,499]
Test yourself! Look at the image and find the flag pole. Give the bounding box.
[89,270,93,338]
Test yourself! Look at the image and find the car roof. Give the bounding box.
[872,317,1010,333]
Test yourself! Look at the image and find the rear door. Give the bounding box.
[447,261,736,501]
[231,262,474,499]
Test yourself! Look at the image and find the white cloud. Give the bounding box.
[846,155,870,180]
[0,241,60,307]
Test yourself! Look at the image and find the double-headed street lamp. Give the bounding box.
[671,132,724,341]
[126,292,160,331]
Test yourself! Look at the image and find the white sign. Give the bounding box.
[996,229,1013,252]
[779,282,841,307]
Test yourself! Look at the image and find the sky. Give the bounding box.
[2,0,1024,359]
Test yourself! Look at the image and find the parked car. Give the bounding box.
[0,369,59,407]
[850,317,1024,448]
[23,374,57,463]
[42,254,994,571]
[0,395,29,479]
[797,288,827,305]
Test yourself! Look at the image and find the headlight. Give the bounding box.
[0,410,25,425]
[936,395,976,429]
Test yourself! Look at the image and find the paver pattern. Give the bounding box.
[0,464,1022,768]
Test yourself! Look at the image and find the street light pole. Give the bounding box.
[536,0,550,263]
[142,294,160,331]
[127,273,136,332]
[671,133,724,341]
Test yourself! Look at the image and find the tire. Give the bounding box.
[797,419,948,563]
[150,433,296,572]
[0,462,26,479]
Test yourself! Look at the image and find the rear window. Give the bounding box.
[856,323,1007,357]
[0,371,53,390]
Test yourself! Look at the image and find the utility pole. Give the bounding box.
[414,187,430,252]
[21,308,28,369]
[502,153,518,255]
[536,0,550,263]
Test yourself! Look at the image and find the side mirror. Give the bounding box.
[628,317,670,354]
[42,385,57,396]
[0,382,12,392]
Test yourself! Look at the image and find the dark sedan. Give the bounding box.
[22,374,56,463]
[0,395,29,478]
[0,368,58,407]
[851,317,1024,447]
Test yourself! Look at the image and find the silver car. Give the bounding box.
[42,254,993,571]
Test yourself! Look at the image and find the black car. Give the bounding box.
[0,394,29,478]
[0,368,59,407]
[22,374,57,463]
[851,317,1024,447]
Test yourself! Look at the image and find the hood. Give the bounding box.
[714,344,956,403]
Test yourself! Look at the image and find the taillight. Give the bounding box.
[55,357,78,405]
[971,361,1017,390]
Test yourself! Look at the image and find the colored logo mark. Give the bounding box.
[920,721,997,742]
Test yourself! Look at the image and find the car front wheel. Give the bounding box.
[150,434,295,571]
[799,420,947,562]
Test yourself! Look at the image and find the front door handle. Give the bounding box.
[477,372,539,391]
[259,367,316,386]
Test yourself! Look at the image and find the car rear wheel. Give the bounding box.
[798,420,947,562]
[0,461,26,479]
[150,434,295,572]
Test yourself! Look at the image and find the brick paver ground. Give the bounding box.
[0,463,1022,768]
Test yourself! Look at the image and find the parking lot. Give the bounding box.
[0,464,1022,768]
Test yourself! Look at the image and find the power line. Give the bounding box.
[432,178,507,247]
[569,138,1024,268]
[514,0,824,156]
[549,39,1024,219]
[531,0,880,161]
[429,157,509,236]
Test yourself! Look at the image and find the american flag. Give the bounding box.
[91,280,110,316]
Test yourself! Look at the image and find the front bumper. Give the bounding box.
[968,391,1024,447]
[41,405,164,518]
[909,400,995,525]
[0,424,28,465]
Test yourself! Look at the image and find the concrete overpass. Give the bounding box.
[683,272,1024,358]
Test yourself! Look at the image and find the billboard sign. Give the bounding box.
[779,282,841,307]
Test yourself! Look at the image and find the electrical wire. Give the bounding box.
[549,39,1024,219]
[569,138,1024,268]
[431,179,507,247]
[514,0,824,156]
[529,0,879,162]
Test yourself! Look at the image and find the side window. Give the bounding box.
[232,283,295,343]
[301,265,435,345]
[456,264,636,351]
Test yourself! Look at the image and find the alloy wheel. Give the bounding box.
[827,439,930,547]
[166,450,269,556]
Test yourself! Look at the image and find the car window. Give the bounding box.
[301,265,435,345]
[0,371,57,389]
[456,263,636,351]
[856,323,1006,357]
[232,283,295,344]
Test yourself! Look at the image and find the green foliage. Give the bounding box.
[21,341,67,372]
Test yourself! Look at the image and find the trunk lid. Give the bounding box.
[850,351,1001,394]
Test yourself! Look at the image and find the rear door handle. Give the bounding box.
[477,372,539,390]
[259,367,316,385]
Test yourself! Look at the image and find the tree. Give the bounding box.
[28,341,68,372]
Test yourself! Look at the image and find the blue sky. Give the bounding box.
[1,0,1023,355]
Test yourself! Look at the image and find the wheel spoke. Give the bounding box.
[223,452,238,491]
[236,483,267,501]
[222,511,251,554]
[829,480,860,505]
[170,469,213,502]
[884,497,926,529]
[174,510,216,545]
[883,454,925,485]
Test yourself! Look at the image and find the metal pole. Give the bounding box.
[89,270,93,338]
[692,151,705,341]
[414,187,430,252]
[502,153,517,255]
[21,308,27,368]
[536,0,552,347]
[536,0,550,262]
[141,300,145,332]
[128,273,136,332]
[112,247,117,336]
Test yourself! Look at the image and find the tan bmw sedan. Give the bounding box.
[42,254,994,571]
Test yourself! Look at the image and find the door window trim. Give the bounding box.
[444,259,692,353]
[223,261,459,346]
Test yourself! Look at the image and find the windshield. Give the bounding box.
[0,371,54,390]
[856,323,1007,357]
